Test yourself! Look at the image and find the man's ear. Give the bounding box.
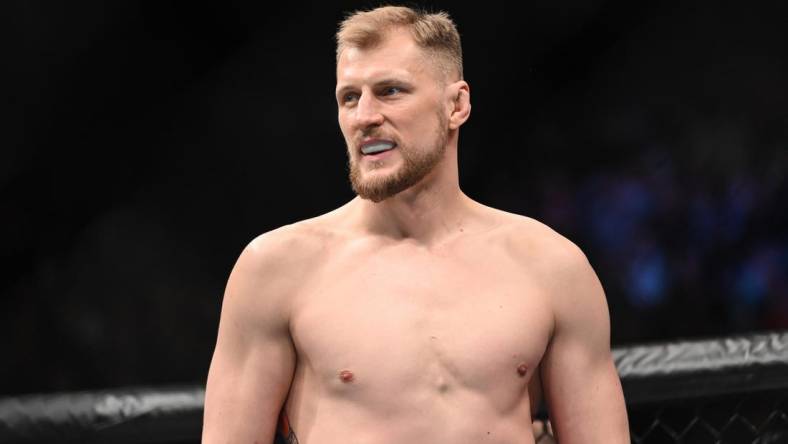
[447,80,471,130]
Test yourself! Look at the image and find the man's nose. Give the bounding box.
[354,93,384,128]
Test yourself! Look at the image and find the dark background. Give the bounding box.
[3,0,786,396]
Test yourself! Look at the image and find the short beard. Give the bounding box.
[347,112,449,203]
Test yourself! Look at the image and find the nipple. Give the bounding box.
[339,370,355,383]
[517,363,528,377]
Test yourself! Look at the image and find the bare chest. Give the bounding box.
[289,240,553,402]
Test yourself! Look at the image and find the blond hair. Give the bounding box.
[336,5,463,81]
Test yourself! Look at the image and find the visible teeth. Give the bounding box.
[361,141,395,155]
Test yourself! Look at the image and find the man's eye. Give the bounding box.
[383,86,402,95]
[343,93,359,103]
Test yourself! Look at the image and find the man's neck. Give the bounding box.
[350,176,475,248]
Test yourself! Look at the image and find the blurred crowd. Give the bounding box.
[533,151,787,342]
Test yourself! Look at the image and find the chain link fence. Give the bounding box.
[628,389,788,444]
[531,331,788,443]
[532,389,788,443]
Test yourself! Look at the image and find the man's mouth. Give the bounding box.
[360,140,397,155]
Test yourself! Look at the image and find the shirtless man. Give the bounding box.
[202,6,629,444]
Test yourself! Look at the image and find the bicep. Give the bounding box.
[540,247,628,443]
[202,242,297,443]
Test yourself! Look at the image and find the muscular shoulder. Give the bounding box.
[497,213,588,274]
[246,221,328,264]
[502,214,608,335]
[497,213,601,306]
[240,219,336,284]
[224,220,336,325]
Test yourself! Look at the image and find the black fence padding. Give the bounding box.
[2,330,788,443]
[0,385,203,444]
[615,331,788,405]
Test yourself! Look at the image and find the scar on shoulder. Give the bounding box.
[517,363,528,377]
[339,369,354,382]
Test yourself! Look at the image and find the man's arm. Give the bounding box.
[202,233,298,443]
[539,242,629,443]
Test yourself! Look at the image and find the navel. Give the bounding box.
[517,363,529,377]
[339,369,355,383]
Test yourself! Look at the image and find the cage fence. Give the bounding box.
[533,331,788,443]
